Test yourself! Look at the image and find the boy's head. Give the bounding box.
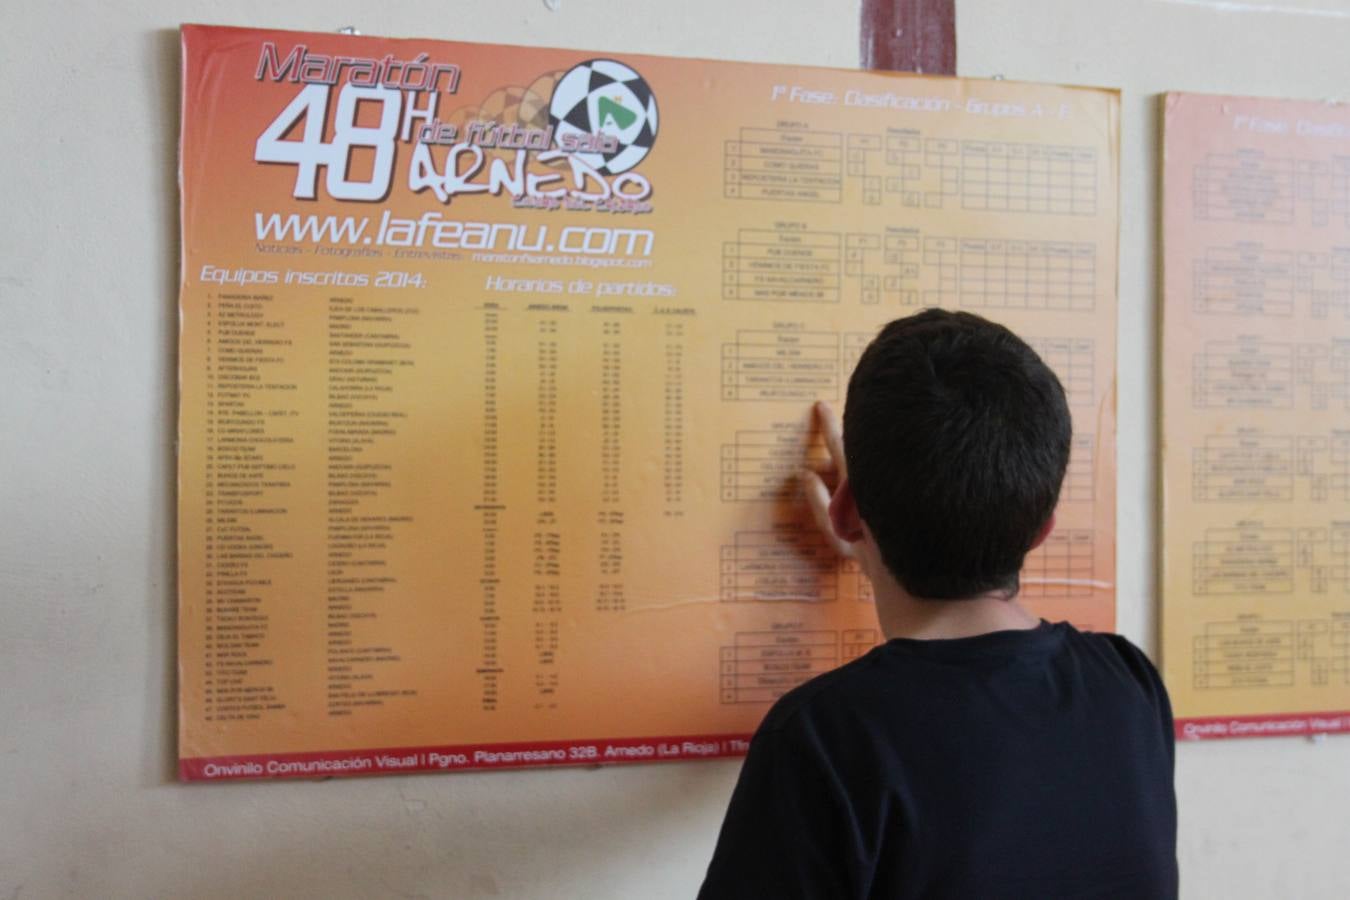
[842,309,1071,601]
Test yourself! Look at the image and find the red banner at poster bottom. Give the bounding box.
[180,733,754,781]
[1176,711,1350,741]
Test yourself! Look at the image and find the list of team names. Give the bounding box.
[201,292,293,723]
[198,290,425,722]
[325,296,421,714]
[194,278,701,726]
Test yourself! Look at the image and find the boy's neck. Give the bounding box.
[876,593,1040,642]
[850,533,1042,641]
[869,568,1041,641]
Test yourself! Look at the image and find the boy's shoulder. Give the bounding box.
[753,647,885,737]
[754,622,1167,739]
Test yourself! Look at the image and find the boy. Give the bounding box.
[698,310,1177,898]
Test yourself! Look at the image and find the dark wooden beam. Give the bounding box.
[861,0,956,75]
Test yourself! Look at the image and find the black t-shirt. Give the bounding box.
[698,621,1178,899]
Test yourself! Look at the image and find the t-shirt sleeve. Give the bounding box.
[1105,634,1176,768]
[1155,660,1176,770]
[698,717,870,900]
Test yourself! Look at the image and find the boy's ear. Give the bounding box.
[1028,512,1056,552]
[828,477,866,543]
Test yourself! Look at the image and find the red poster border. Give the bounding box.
[1175,710,1350,741]
[180,733,753,781]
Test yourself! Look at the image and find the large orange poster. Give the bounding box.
[1162,92,1350,740]
[178,24,1119,780]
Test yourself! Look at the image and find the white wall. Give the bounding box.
[1,1,1346,897]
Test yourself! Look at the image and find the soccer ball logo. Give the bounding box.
[548,59,658,175]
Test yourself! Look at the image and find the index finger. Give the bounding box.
[800,468,856,559]
[813,401,846,477]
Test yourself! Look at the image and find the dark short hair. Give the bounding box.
[843,309,1071,600]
